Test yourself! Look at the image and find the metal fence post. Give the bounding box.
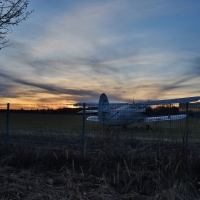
[6,103,10,150]
[185,102,189,157]
[82,103,86,157]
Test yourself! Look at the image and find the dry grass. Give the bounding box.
[0,140,200,200]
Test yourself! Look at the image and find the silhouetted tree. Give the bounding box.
[0,0,33,49]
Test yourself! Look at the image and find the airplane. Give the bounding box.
[74,93,200,128]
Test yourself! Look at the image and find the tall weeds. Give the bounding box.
[0,141,200,199]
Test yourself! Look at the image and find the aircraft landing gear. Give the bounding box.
[140,122,152,130]
[146,124,152,130]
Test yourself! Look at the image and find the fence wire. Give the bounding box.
[0,102,200,155]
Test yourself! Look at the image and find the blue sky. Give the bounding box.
[0,0,200,105]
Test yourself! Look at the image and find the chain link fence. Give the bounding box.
[0,102,200,156]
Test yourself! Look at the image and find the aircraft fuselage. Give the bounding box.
[99,104,146,126]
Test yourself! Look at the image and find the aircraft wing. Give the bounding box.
[86,114,186,123]
[135,96,200,106]
[139,114,186,123]
[74,102,99,107]
[74,96,200,107]
[73,102,129,109]
[74,103,128,108]
[87,116,99,121]
[78,110,98,114]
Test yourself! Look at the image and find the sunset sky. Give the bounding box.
[0,0,200,106]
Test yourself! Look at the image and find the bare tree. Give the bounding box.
[0,0,33,49]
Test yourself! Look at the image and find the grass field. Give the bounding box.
[0,112,199,157]
[0,112,200,142]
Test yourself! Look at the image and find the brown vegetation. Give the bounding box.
[0,140,200,199]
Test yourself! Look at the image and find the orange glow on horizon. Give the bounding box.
[0,99,77,110]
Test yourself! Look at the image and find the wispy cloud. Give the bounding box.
[0,0,200,104]
[0,70,100,97]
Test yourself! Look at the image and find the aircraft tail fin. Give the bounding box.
[98,93,111,125]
